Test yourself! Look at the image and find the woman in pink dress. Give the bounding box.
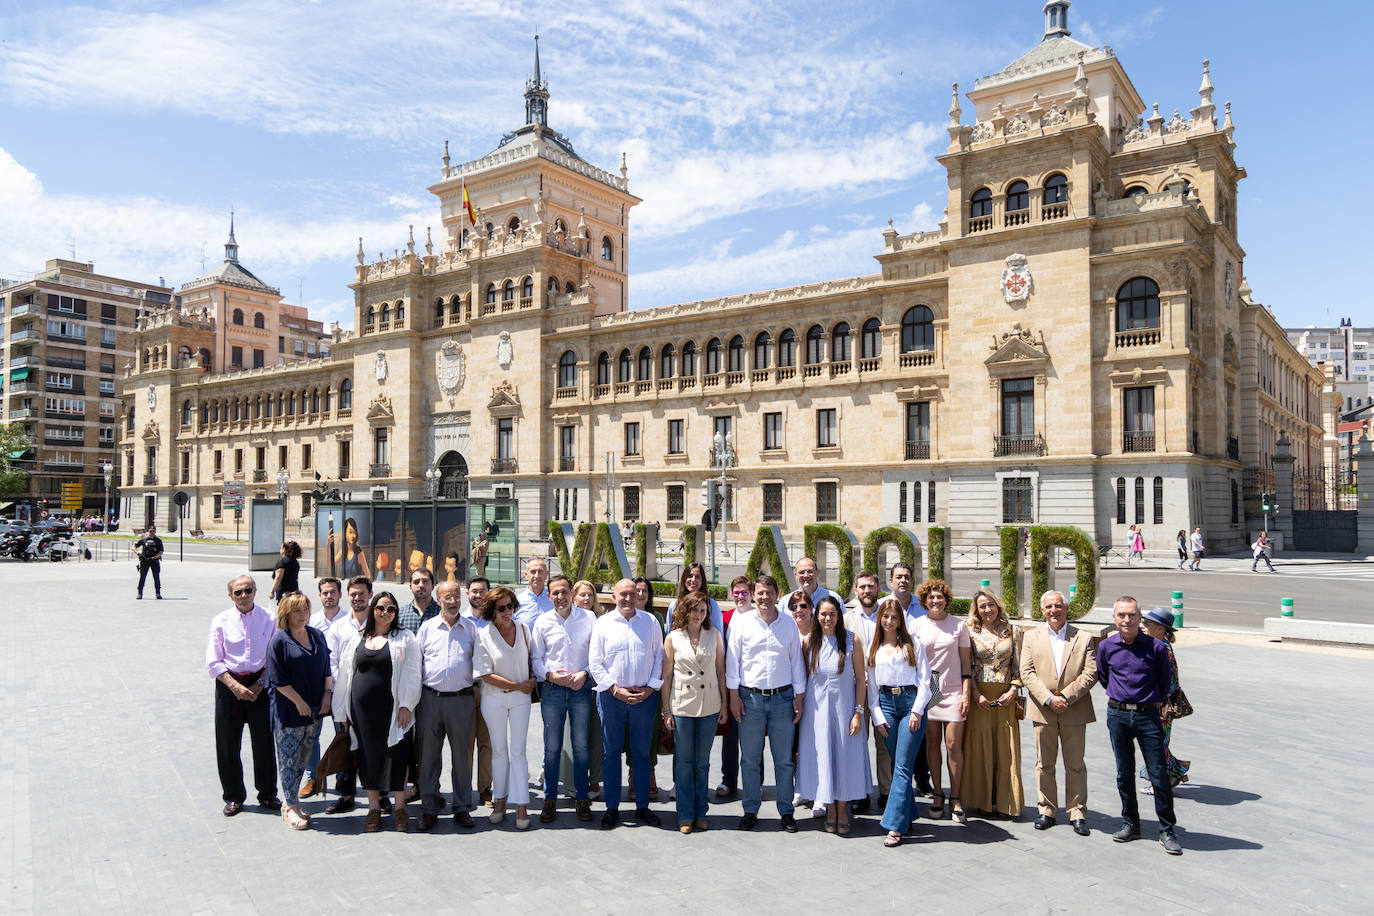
[912,578,972,823]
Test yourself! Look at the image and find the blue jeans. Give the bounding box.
[597,688,657,811]
[878,688,925,833]
[737,686,796,816]
[1106,705,1176,830]
[673,714,716,823]
[541,682,593,800]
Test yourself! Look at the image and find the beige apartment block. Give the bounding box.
[2,259,173,516]
[123,8,1321,556]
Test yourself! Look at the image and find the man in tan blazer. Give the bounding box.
[1020,589,1098,835]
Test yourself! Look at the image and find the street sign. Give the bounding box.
[224,480,245,510]
[60,482,82,514]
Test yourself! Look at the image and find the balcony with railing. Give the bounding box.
[968,215,993,233]
[491,457,518,474]
[368,463,391,478]
[993,433,1046,457]
[1004,208,1031,228]
[829,362,850,378]
[558,456,574,471]
[143,472,158,485]
[725,371,744,387]
[802,363,823,378]
[554,386,577,400]
[592,384,610,399]
[252,469,268,482]
[858,357,880,373]
[8,328,40,343]
[898,349,936,368]
[905,441,931,460]
[1041,202,1070,221]
[1114,326,1161,349]
[9,301,39,318]
[1123,431,1155,452]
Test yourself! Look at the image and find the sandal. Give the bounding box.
[837,820,850,835]
[928,796,945,819]
[884,831,902,848]
[951,797,966,825]
[825,819,837,834]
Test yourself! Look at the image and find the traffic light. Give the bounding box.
[1261,493,1273,513]
[701,479,717,509]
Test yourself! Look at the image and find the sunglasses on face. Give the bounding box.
[494,602,515,612]
[232,587,256,596]
[375,605,397,614]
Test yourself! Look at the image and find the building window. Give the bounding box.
[1115,277,1161,331]
[1001,378,1035,438]
[618,349,632,383]
[1153,476,1165,525]
[763,483,783,522]
[302,444,312,469]
[667,419,684,455]
[682,341,697,376]
[753,332,771,369]
[278,444,288,470]
[300,492,312,516]
[970,187,992,219]
[1044,173,1068,204]
[213,450,223,475]
[232,308,244,325]
[1124,387,1155,451]
[860,318,881,359]
[559,425,575,469]
[1006,180,1029,212]
[181,400,192,426]
[624,422,641,456]
[252,349,265,369]
[638,346,652,380]
[231,346,243,368]
[805,325,825,364]
[180,451,191,483]
[521,276,533,300]
[253,446,265,472]
[705,338,722,374]
[1134,476,1145,525]
[496,419,513,460]
[558,350,577,388]
[622,485,640,521]
[660,344,675,379]
[601,236,615,262]
[831,323,851,363]
[1002,477,1034,523]
[485,283,497,305]
[212,494,223,519]
[905,402,930,459]
[713,416,732,450]
[1116,477,1127,524]
[816,408,837,448]
[667,484,684,521]
[728,335,745,372]
[502,281,514,304]
[763,412,782,451]
[901,306,935,352]
[234,448,244,474]
[815,481,838,522]
[1230,479,1239,525]
[928,481,936,522]
[339,440,351,477]
[339,379,352,409]
[596,352,611,386]
[252,311,265,329]
[778,329,796,367]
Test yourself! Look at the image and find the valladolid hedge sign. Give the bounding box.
[549,521,1097,620]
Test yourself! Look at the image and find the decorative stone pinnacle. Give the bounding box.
[443,140,450,168]
[356,237,365,264]
[425,226,433,255]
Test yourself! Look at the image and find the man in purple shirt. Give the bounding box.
[1097,596,1181,855]
[206,574,280,817]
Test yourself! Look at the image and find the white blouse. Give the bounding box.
[866,642,933,727]
[474,622,532,686]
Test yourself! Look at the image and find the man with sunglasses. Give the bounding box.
[206,575,279,817]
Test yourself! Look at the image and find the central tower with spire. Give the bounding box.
[525,34,548,127]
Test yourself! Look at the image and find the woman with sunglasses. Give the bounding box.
[474,586,537,829]
[332,592,422,832]
[867,599,932,848]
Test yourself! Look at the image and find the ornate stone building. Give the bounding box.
[123,7,1321,555]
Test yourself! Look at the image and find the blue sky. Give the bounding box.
[0,0,1366,330]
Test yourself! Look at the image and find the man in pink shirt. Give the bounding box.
[206,574,280,816]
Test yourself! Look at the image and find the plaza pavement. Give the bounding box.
[2,558,1371,914]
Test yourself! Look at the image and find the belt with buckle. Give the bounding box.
[744,685,787,696]
[879,685,916,694]
[424,685,475,697]
[1108,699,1151,711]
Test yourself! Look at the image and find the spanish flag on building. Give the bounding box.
[462,180,477,226]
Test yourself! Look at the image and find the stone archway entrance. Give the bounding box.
[438,451,469,499]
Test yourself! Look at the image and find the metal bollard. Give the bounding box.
[1281,597,1295,618]
[1171,590,1184,629]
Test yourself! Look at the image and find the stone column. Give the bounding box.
[1272,432,1295,548]
[1355,432,1374,552]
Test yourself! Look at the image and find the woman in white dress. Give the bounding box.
[795,595,870,835]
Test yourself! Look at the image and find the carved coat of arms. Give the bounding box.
[374,351,388,382]
[497,331,513,369]
[437,341,466,397]
[1001,253,1033,305]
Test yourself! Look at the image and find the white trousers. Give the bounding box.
[483,688,532,805]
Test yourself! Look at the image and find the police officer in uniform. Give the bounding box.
[136,525,165,599]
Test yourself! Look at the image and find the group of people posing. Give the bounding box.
[204,557,1190,854]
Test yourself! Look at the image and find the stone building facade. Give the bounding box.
[122,7,1318,555]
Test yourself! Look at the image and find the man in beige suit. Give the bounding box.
[1020,589,1098,836]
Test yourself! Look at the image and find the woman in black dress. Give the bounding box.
[332,592,422,832]
[270,541,302,604]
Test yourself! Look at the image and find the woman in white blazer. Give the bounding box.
[332,592,422,832]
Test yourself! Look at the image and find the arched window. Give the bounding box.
[558,350,577,388]
[198,348,211,370]
[365,306,375,326]
[705,338,722,374]
[727,335,745,372]
[200,402,209,424]
[1156,476,1166,525]
[232,308,244,325]
[434,298,446,322]
[681,341,697,376]
[554,218,568,234]
[181,400,192,426]
[521,276,534,299]
[753,331,772,369]
[460,228,469,248]
[450,295,463,319]
[1115,477,1126,524]
[253,311,265,329]
[380,302,391,323]
[485,221,495,240]
[901,306,935,352]
[778,329,796,367]
[311,389,320,414]
[1134,476,1145,525]
[831,322,851,363]
[970,188,992,218]
[601,236,614,262]
[1043,172,1068,205]
[617,349,632,383]
[232,400,240,421]
[1006,180,1029,212]
[596,352,611,386]
[323,387,331,412]
[547,276,560,292]
[339,378,352,409]
[287,393,295,416]
[1115,277,1160,331]
[394,300,404,323]
[485,283,497,305]
[1124,186,1149,199]
[860,317,882,359]
[565,281,576,294]
[502,280,514,303]
[637,346,652,380]
[252,396,261,420]
[508,216,520,234]
[660,344,675,379]
[805,325,825,365]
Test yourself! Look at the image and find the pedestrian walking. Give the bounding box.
[1175,530,1188,570]
[1251,530,1276,572]
[1127,526,1145,564]
[135,525,164,599]
[1188,527,1204,571]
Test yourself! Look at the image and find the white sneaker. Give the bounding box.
[793,793,805,807]
[812,803,827,818]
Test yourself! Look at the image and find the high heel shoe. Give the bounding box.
[928,795,945,819]
[951,797,966,824]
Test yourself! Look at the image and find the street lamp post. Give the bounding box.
[277,469,289,531]
[712,431,735,579]
[101,461,113,546]
[425,466,441,500]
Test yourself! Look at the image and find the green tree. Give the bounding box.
[0,422,31,499]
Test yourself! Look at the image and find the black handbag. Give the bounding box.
[1165,687,1193,719]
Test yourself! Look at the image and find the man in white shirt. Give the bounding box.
[794,556,839,608]
[322,575,373,814]
[882,562,925,621]
[464,576,494,805]
[726,574,806,833]
[1188,527,1205,571]
[300,577,349,799]
[589,578,664,830]
[1019,590,1098,836]
[416,580,479,831]
[531,574,596,824]
[514,557,553,631]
